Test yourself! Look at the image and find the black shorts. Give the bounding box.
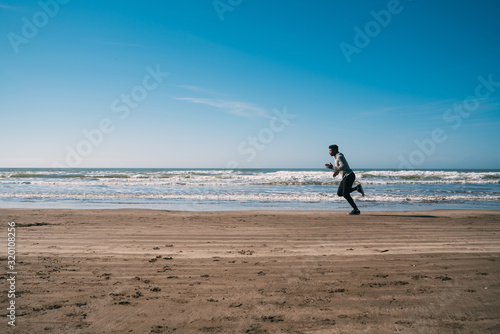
[337,172,355,197]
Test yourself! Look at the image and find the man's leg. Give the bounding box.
[347,174,359,194]
[340,173,359,212]
[344,193,358,210]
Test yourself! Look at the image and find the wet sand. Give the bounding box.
[1,209,500,333]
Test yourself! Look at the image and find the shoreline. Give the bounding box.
[2,209,499,333]
[2,204,499,212]
[2,207,500,211]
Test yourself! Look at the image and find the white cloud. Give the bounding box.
[0,3,22,10]
[87,40,148,48]
[176,97,269,118]
[175,85,218,95]
[175,84,269,118]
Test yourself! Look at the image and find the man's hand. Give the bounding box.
[332,171,340,178]
[325,163,333,170]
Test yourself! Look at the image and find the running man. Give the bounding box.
[325,144,364,215]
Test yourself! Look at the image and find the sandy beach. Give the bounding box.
[2,209,500,333]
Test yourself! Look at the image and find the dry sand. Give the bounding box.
[1,209,500,333]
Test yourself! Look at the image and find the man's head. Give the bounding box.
[329,144,338,156]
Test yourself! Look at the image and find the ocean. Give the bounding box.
[0,168,499,211]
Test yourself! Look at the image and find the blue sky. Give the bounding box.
[1,0,499,169]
